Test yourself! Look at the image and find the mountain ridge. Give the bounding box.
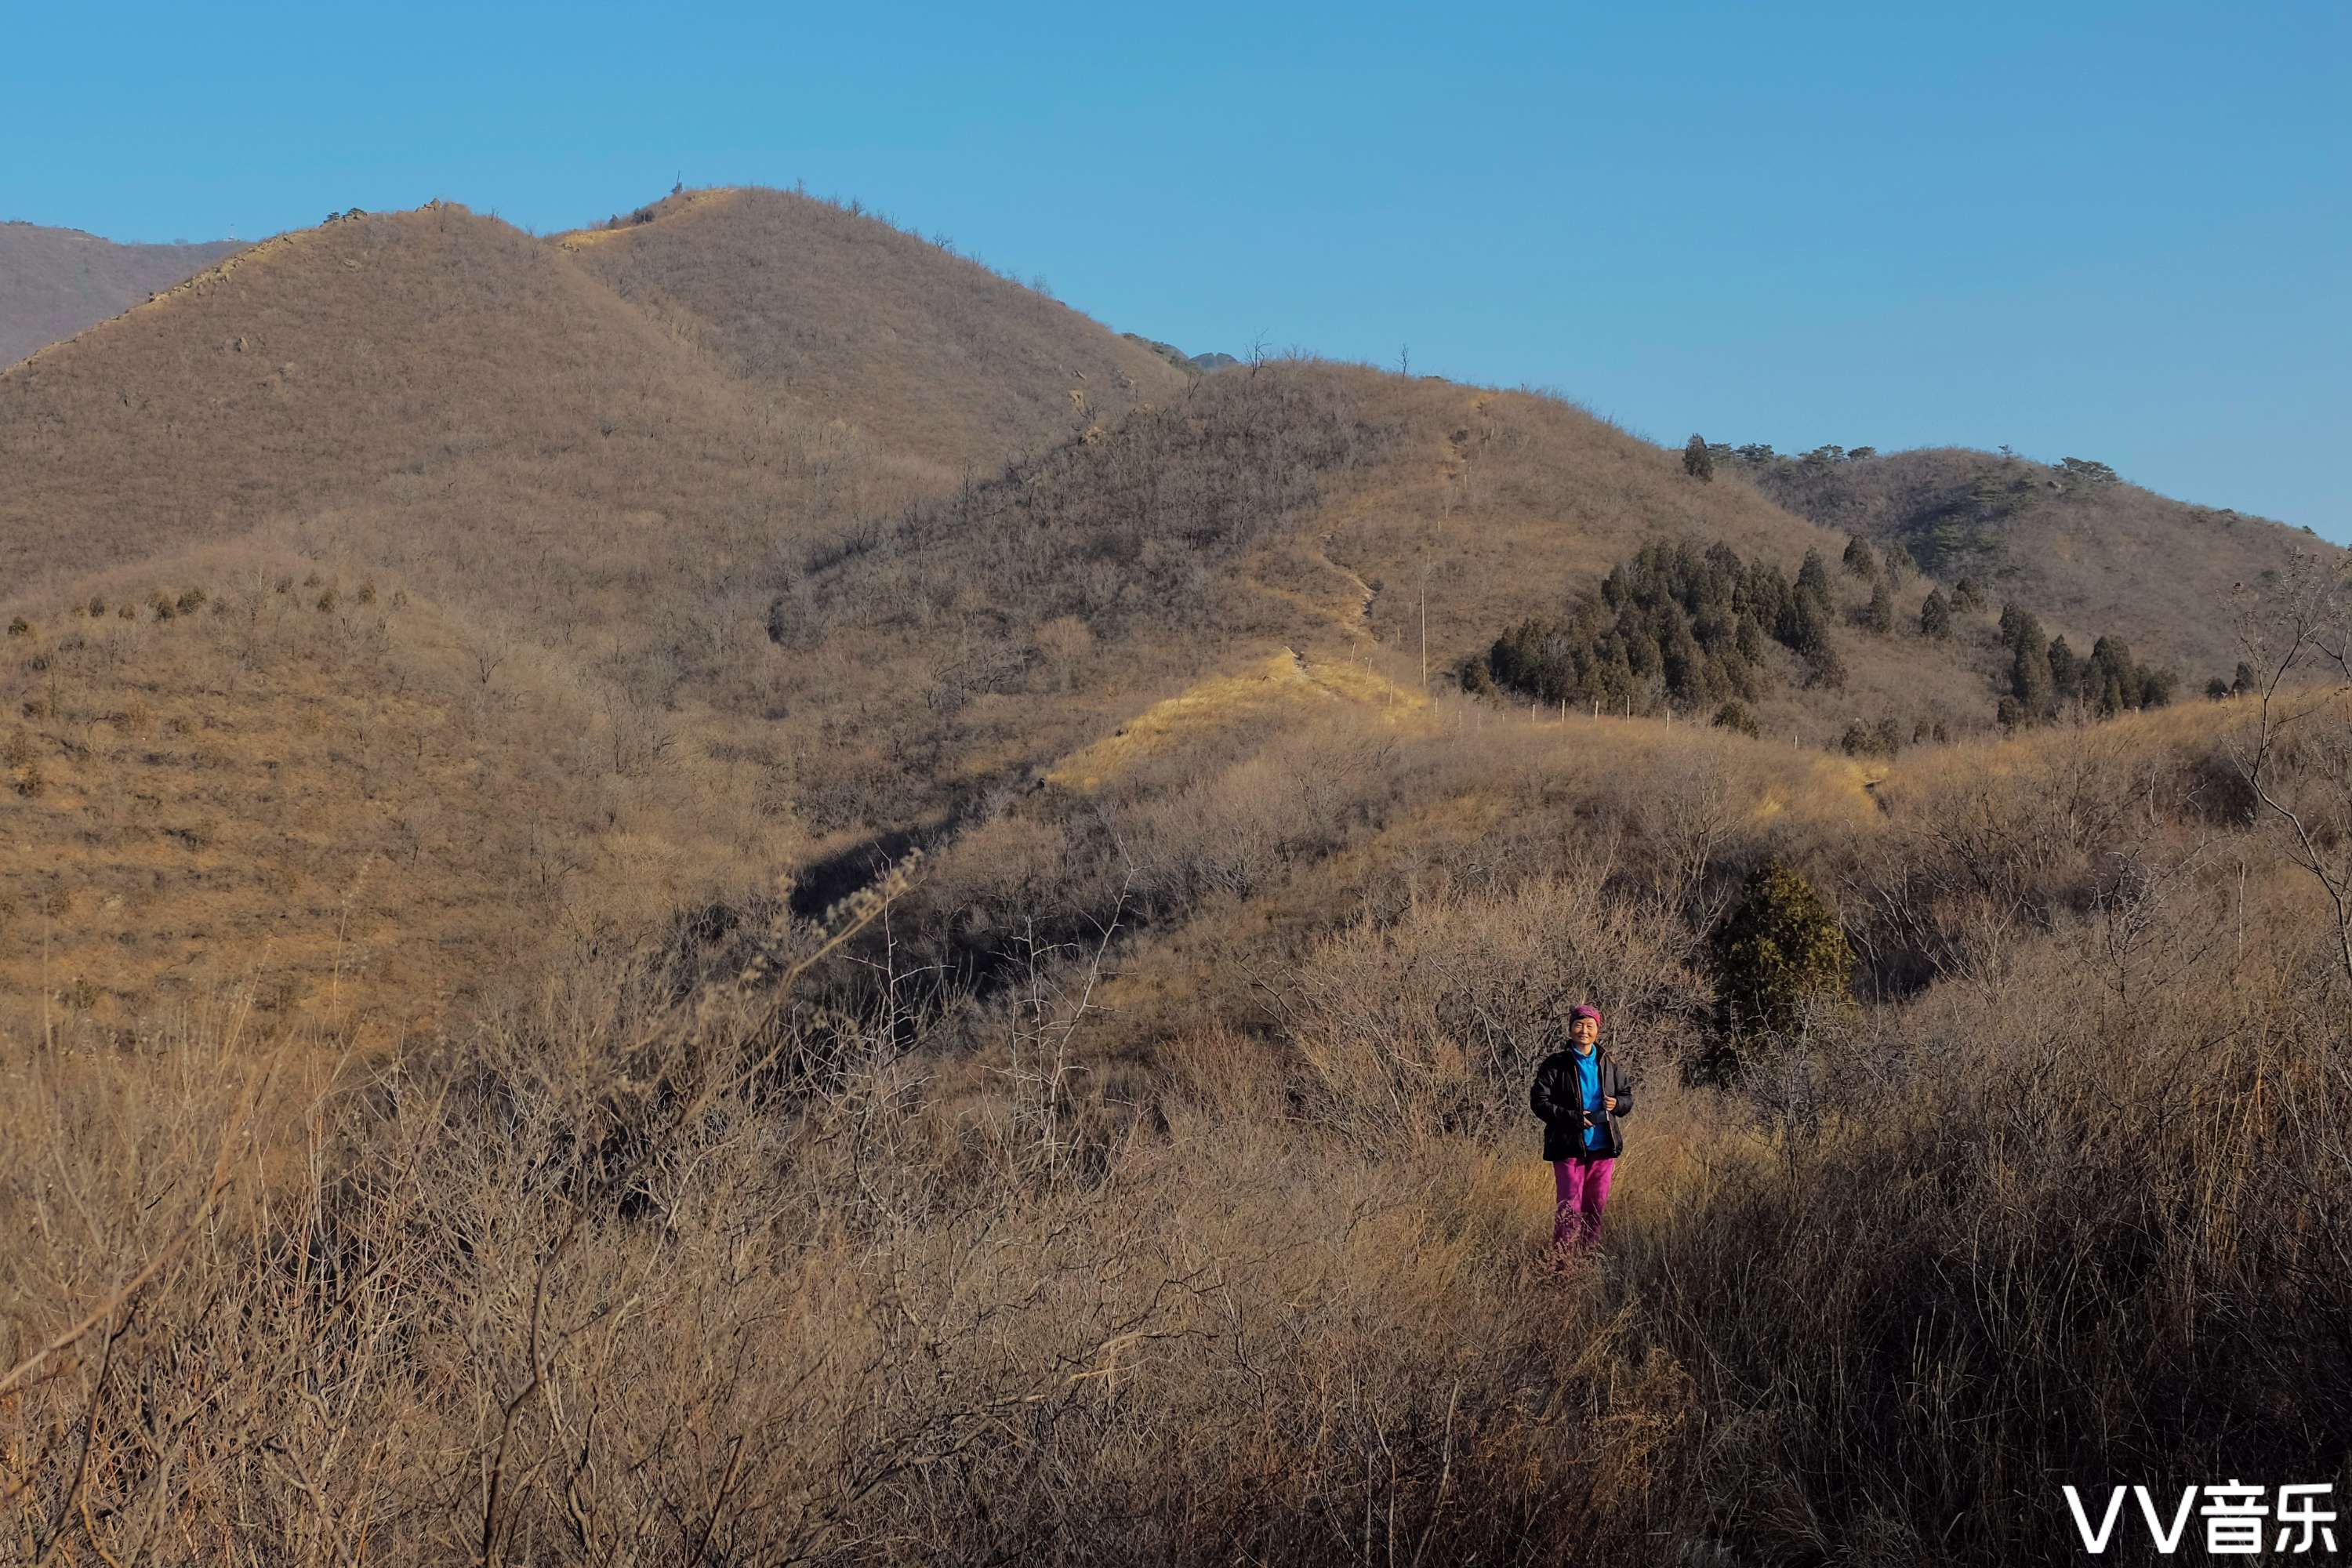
[0,220,249,368]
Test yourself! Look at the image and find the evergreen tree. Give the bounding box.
[2232,660,2257,697]
[1860,575,1896,634]
[1785,590,1842,688]
[1734,614,1765,662]
[1683,434,1715,482]
[2045,635,2082,702]
[1951,576,1984,614]
[1919,587,1952,639]
[1711,699,1762,739]
[2205,676,2232,702]
[2087,635,2134,715]
[1808,636,1848,692]
[1483,539,1814,717]
[1797,549,1833,601]
[2009,612,2053,716]
[1842,536,1878,579]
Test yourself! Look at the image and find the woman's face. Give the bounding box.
[1570,1016,1599,1047]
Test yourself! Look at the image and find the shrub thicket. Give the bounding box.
[1708,856,1853,1076]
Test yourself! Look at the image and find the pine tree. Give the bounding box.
[2009,612,2053,716]
[1919,587,1952,639]
[1797,550,1833,601]
[2232,660,2257,697]
[2088,635,2134,715]
[1951,577,1984,614]
[1860,575,1895,634]
[1682,434,1715,482]
[1842,536,1878,579]
[2046,635,2081,702]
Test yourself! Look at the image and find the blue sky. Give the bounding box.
[9,1,2346,540]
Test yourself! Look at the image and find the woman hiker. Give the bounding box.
[1529,1003,1633,1258]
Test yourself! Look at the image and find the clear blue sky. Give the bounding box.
[9,1,2346,541]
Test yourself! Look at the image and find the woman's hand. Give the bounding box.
[1603,1096,1617,1111]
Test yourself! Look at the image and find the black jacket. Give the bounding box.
[1530,1046,1634,1163]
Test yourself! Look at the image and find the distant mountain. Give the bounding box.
[0,220,248,367]
[1122,333,1240,375]
[1724,445,2337,682]
[0,202,810,622]
[558,187,1189,480]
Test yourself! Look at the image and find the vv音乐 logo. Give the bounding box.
[2065,1484,2340,1555]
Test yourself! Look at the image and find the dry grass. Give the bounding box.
[559,186,1189,479]
[0,548,808,1050]
[5,184,2347,1563]
[0,222,245,369]
[1043,648,1425,791]
[1744,445,2342,681]
[3,691,2347,1562]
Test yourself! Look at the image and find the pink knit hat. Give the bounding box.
[1569,1004,1602,1029]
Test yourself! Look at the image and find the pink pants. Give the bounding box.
[1552,1158,1616,1253]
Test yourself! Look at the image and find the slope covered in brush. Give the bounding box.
[0,201,953,714]
[1730,445,2334,681]
[0,548,800,1046]
[0,221,247,368]
[753,362,2013,849]
[559,187,1189,479]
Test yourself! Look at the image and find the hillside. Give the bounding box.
[559,187,1190,481]
[0,221,246,368]
[0,194,1194,1041]
[761,361,2009,850]
[0,202,948,710]
[0,546,800,1047]
[8,183,2352,1568]
[0,194,2318,1048]
[1730,445,2336,684]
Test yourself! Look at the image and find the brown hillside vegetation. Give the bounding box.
[0,221,245,368]
[760,361,2009,850]
[0,550,800,1047]
[1740,444,2336,681]
[0,205,871,612]
[8,181,2352,1563]
[9,652,2351,1563]
[559,187,1189,479]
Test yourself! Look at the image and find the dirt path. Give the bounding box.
[1307,389,1495,645]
